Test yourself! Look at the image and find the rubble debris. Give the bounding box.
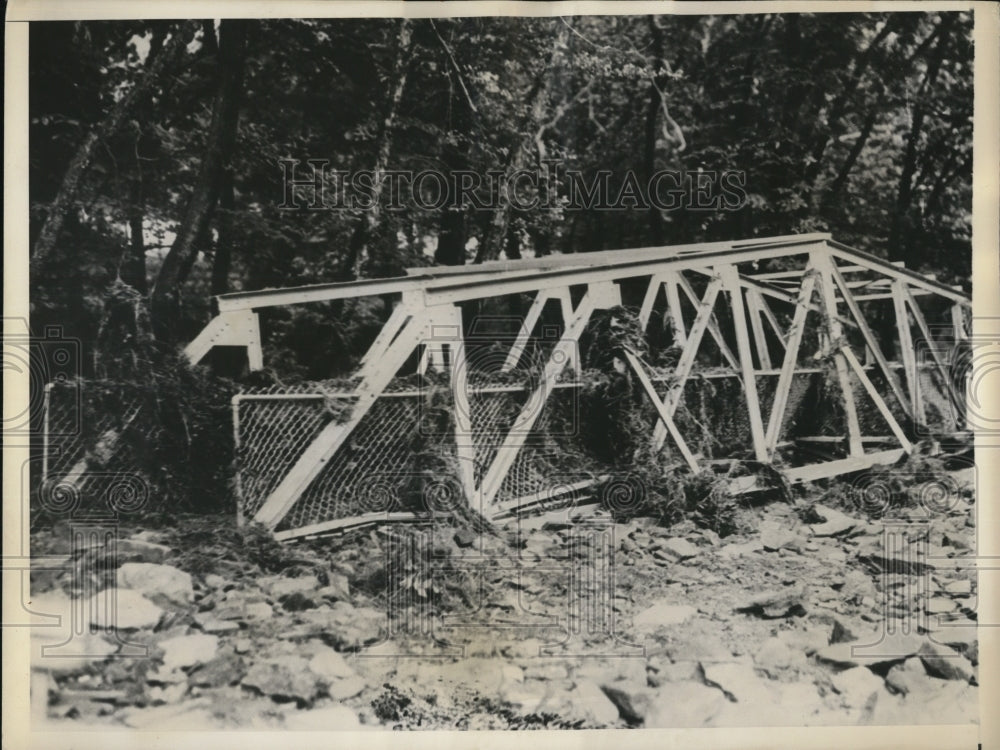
[29,463,979,730]
[117,563,194,607]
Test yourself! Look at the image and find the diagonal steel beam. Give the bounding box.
[652,275,725,449]
[814,252,863,457]
[892,279,924,424]
[624,349,699,471]
[676,271,739,369]
[720,265,768,461]
[745,287,773,369]
[253,312,433,528]
[478,292,597,507]
[828,258,911,420]
[501,289,552,372]
[765,269,818,453]
[662,271,687,345]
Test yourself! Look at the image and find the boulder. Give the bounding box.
[116,563,193,607]
[735,585,808,618]
[632,602,698,631]
[568,679,620,725]
[498,683,547,714]
[242,656,319,703]
[245,602,274,620]
[575,656,646,686]
[869,678,977,725]
[857,549,934,576]
[308,646,357,683]
[261,575,321,600]
[885,657,932,696]
[644,681,728,727]
[917,641,975,683]
[815,629,924,669]
[925,597,957,614]
[718,540,763,559]
[120,699,217,730]
[158,634,218,670]
[759,522,801,552]
[809,504,861,537]
[88,588,162,630]
[327,676,367,701]
[665,627,737,665]
[192,613,240,634]
[830,666,885,708]
[215,595,273,622]
[943,579,972,596]
[308,645,367,700]
[31,629,117,675]
[753,636,796,675]
[700,661,770,704]
[930,618,978,665]
[117,537,172,565]
[301,602,384,650]
[453,528,478,548]
[189,652,247,688]
[838,569,879,602]
[600,680,657,724]
[656,537,700,560]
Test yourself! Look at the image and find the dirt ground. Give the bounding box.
[28,461,979,731]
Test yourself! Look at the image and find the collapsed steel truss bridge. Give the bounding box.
[175,234,969,540]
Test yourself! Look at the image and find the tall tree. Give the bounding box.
[30,23,194,275]
[340,19,414,280]
[475,19,572,263]
[150,20,248,340]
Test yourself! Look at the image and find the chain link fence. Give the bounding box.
[35,305,963,536]
[39,376,232,521]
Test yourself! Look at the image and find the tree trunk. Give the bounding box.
[435,208,467,266]
[340,19,413,280]
[30,22,195,275]
[123,197,147,293]
[644,15,666,246]
[430,21,474,268]
[888,18,952,259]
[210,172,235,297]
[150,20,248,341]
[475,20,571,263]
[820,107,878,210]
[803,17,895,190]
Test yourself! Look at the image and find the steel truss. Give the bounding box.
[185,234,971,541]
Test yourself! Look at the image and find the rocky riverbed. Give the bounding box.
[28,466,979,730]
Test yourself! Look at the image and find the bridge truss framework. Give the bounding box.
[181,233,970,542]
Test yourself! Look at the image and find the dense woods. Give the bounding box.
[29,13,973,379]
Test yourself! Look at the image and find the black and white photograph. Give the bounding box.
[4,1,997,744]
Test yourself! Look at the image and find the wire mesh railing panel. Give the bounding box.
[235,395,352,520]
[467,388,526,486]
[40,381,154,516]
[491,386,597,505]
[275,393,431,532]
[43,381,145,481]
